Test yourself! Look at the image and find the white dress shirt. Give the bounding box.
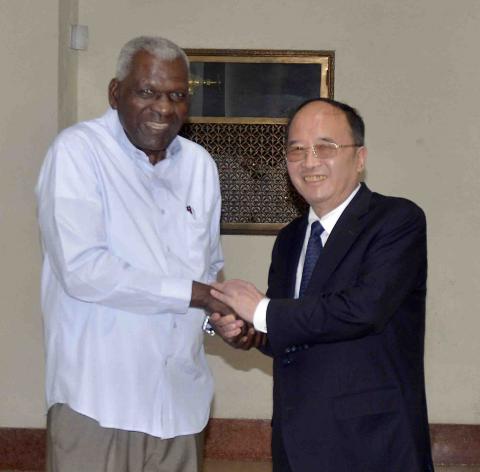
[36,108,223,439]
[253,185,360,333]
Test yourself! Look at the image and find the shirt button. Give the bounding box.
[159,209,165,215]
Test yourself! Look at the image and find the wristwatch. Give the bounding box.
[202,315,215,336]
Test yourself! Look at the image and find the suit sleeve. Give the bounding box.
[266,202,427,356]
[256,233,288,357]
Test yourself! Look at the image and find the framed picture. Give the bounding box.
[181,49,335,234]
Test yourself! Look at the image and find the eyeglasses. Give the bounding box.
[285,141,362,162]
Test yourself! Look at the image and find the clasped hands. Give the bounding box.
[192,279,266,350]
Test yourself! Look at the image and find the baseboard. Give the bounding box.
[205,419,271,461]
[429,424,480,466]
[1,421,479,469]
[0,427,45,470]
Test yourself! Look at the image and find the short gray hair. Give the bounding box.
[115,36,189,80]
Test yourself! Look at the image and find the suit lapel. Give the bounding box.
[287,215,308,297]
[305,184,373,292]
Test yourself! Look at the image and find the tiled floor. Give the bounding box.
[205,461,271,471]
[3,464,480,471]
[203,461,480,472]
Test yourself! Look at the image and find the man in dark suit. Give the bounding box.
[210,98,435,472]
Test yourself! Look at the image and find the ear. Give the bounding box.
[356,146,367,173]
[108,78,119,109]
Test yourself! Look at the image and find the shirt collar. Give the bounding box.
[308,184,361,236]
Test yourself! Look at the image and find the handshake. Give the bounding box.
[191,280,267,350]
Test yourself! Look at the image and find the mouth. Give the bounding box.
[144,121,169,132]
[303,175,327,183]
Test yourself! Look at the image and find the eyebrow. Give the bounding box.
[317,137,336,144]
[287,136,337,146]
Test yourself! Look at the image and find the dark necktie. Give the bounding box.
[299,221,324,297]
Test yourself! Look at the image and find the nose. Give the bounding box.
[150,93,174,116]
[303,145,318,167]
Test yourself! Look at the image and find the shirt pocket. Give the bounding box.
[184,213,211,278]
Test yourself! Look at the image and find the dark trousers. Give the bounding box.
[272,421,293,472]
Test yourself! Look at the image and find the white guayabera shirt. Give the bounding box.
[36,108,223,439]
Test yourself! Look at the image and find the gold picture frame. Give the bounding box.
[181,49,335,234]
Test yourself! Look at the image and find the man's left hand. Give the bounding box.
[209,312,266,350]
[211,279,264,324]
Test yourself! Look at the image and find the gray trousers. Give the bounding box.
[47,404,204,472]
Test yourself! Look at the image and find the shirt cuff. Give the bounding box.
[253,297,270,333]
[156,277,192,313]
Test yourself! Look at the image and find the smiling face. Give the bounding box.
[287,101,367,217]
[108,50,189,164]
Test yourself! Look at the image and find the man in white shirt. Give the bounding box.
[36,35,231,472]
[211,99,435,472]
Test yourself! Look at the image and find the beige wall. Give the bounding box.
[0,0,59,427]
[1,0,480,427]
[58,0,79,130]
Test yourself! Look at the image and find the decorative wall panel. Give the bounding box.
[183,49,335,234]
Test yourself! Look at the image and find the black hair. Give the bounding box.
[287,98,365,146]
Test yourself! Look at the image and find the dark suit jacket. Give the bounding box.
[263,183,435,472]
